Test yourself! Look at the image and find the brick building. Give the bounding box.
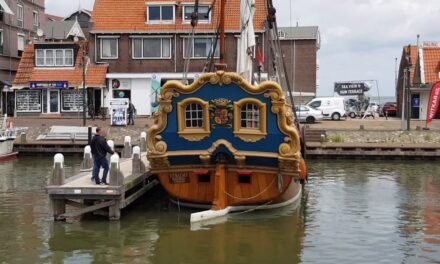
[276,26,320,104]
[396,43,440,121]
[0,0,45,116]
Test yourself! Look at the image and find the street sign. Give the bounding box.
[30,81,68,89]
[334,82,369,96]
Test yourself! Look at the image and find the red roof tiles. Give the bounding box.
[13,43,108,88]
[91,0,268,33]
[423,48,440,84]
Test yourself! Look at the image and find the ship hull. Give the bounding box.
[0,138,16,161]
[157,165,302,208]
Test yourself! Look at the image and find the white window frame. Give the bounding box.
[17,4,23,28]
[33,11,39,27]
[0,31,3,54]
[17,34,25,51]
[240,103,260,129]
[182,5,211,24]
[100,37,119,59]
[35,49,74,67]
[183,37,219,59]
[146,5,175,24]
[131,36,172,59]
[185,103,204,128]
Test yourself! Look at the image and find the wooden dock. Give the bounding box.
[46,135,158,220]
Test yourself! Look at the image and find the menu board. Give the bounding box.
[16,90,41,112]
[61,90,84,112]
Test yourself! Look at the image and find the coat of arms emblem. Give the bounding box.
[210,98,233,128]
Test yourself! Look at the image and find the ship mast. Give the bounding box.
[216,0,227,70]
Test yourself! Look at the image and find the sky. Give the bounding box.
[45,0,440,97]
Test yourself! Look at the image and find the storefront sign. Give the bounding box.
[110,99,129,126]
[334,82,369,96]
[30,81,68,89]
[111,79,131,90]
[427,82,440,125]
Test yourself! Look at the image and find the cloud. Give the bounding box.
[45,0,94,17]
[273,0,440,96]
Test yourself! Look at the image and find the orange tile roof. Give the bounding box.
[422,48,440,84]
[403,45,418,84]
[13,43,108,88]
[91,0,268,33]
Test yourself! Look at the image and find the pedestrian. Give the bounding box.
[90,127,115,185]
[128,100,136,125]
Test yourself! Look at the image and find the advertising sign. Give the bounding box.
[150,74,161,113]
[111,79,131,90]
[109,99,129,126]
[427,82,440,125]
[30,81,68,89]
[334,82,369,96]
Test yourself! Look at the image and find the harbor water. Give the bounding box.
[0,156,439,263]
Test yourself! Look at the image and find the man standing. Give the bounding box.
[127,100,136,125]
[90,127,115,185]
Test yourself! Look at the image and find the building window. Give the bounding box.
[132,37,171,59]
[33,11,39,30]
[17,34,24,57]
[61,90,84,112]
[183,5,210,23]
[101,38,118,59]
[147,5,174,23]
[15,90,42,112]
[240,103,260,129]
[184,37,219,59]
[17,4,23,28]
[278,30,286,39]
[233,98,267,142]
[0,31,3,54]
[35,49,74,67]
[177,98,211,141]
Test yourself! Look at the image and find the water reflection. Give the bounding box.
[0,157,440,263]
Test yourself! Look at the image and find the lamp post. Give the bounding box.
[82,55,89,127]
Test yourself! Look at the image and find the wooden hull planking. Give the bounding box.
[157,166,301,207]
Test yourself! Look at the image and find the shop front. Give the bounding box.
[106,73,200,117]
[14,81,86,116]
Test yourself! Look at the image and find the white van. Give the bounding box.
[306,97,346,120]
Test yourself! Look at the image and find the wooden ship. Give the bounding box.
[147,71,307,222]
[146,0,307,222]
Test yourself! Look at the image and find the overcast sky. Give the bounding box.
[46,0,440,97]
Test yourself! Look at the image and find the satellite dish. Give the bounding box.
[37,28,44,37]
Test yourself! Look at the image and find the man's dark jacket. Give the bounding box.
[91,135,114,160]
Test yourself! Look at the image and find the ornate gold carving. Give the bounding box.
[199,155,211,166]
[235,155,246,168]
[233,98,267,142]
[147,71,302,173]
[149,157,170,171]
[207,139,238,155]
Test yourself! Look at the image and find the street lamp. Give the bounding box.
[82,55,89,127]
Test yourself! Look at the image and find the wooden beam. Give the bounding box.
[59,200,115,219]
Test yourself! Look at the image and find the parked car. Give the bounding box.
[379,102,397,117]
[294,105,323,124]
[307,97,346,120]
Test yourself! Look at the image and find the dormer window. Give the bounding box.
[147,5,175,24]
[35,49,74,67]
[183,5,211,23]
[278,30,286,39]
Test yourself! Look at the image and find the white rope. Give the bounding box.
[222,174,277,201]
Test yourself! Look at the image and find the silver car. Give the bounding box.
[294,105,323,124]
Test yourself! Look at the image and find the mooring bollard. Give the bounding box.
[132,146,141,175]
[122,136,132,158]
[140,132,147,152]
[107,140,115,163]
[51,153,66,220]
[81,145,93,170]
[20,132,26,143]
[109,153,122,220]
